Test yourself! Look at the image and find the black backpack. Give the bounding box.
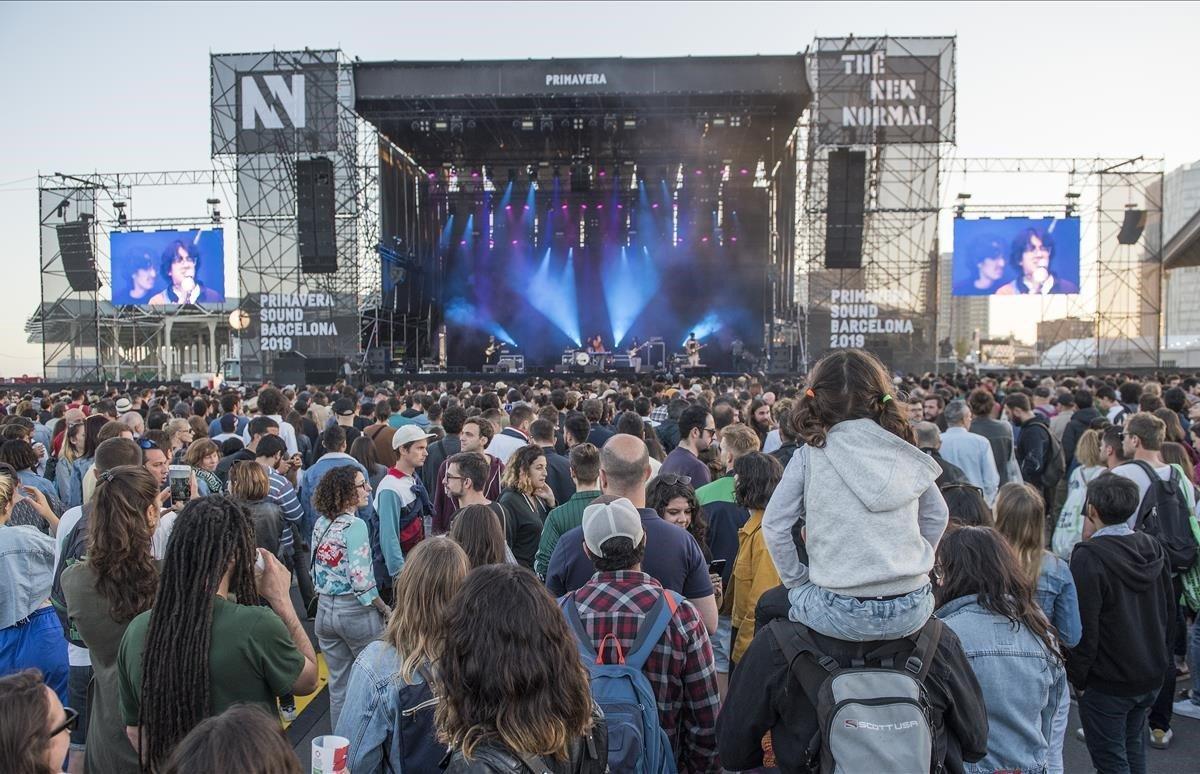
[1025,423,1065,490]
[378,664,447,774]
[50,503,92,648]
[1130,460,1199,574]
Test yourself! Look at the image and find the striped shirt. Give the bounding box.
[266,468,303,556]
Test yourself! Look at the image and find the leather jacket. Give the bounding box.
[445,712,607,774]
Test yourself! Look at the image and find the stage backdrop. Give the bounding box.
[109,228,225,305]
[952,217,1081,296]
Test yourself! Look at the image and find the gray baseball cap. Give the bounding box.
[582,497,645,557]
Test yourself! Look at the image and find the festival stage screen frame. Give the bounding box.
[951,217,1081,296]
[109,228,226,306]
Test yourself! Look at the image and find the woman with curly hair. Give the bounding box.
[647,472,711,563]
[496,445,554,570]
[311,465,391,729]
[60,466,161,773]
[438,564,606,773]
[0,669,73,774]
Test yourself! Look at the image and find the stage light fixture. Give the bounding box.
[729,115,743,128]
[450,116,464,134]
[113,201,128,227]
[603,114,618,132]
[622,117,638,130]
[712,116,727,128]
[540,115,554,132]
[207,198,222,223]
[572,117,585,130]
[433,117,449,131]
[954,192,971,219]
[1065,191,1081,218]
[520,117,536,131]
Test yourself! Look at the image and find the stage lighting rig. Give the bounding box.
[207,198,222,223]
[433,117,449,131]
[519,117,536,131]
[603,114,617,133]
[622,116,638,130]
[540,115,554,133]
[450,116,464,134]
[113,201,128,227]
[954,192,971,219]
[1065,191,1080,218]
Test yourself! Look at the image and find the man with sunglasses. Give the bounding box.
[661,404,716,487]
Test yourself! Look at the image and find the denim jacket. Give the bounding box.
[335,640,446,774]
[937,595,1065,774]
[1036,552,1082,648]
[0,524,57,629]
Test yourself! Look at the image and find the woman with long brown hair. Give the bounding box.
[496,445,554,569]
[337,537,471,772]
[437,564,605,773]
[993,482,1080,773]
[60,466,161,774]
[934,526,1065,774]
[162,705,299,774]
[449,503,509,568]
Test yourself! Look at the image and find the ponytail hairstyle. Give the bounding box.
[789,348,913,448]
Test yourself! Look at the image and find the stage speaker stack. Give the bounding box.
[1117,208,1147,245]
[56,219,101,291]
[824,148,866,269]
[296,157,338,273]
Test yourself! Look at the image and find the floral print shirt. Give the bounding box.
[311,513,379,606]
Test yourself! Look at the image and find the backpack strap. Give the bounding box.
[1128,459,1167,530]
[903,618,944,683]
[623,591,678,671]
[559,594,602,663]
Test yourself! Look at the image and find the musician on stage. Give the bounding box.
[484,335,500,366]
[587,333,606,354]
[626,336,643,371]
[685,332,702,368]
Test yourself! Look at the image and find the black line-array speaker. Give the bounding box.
[296,157,338,273]
[56,219,101,291]
[1117,208,1147,245]
[825,148,866,269]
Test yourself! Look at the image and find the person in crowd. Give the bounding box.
[994,482,1081,774]
[496,444,554,569]
[581,399,614,449]
[1096,386,1128,426]
[0,669,74,774]
[337,538,470,772]
[647,472,712,566]
[729,452,785,666]
[252,435,310,603]
[924,393,949,432]
[534,443,602,578]
[182,438,221,496]
[745,397,773,448]
[349,436,388,491]
[1005,392,1060,506]
[215,415,278,483]
[58,415,105,510]
[1052,428,1108,558]
[763,349,948,644]
[437,564,606,773]
[0,440,63,533]
[242,387,300,458]
[300,425,370,536]
[449,503,511,568]
[561,497,720,772]
[163,417,194,464]
[431,417,502,534]
[0,463,65,712]
[60,466,160,774]
[206,393,248,439]
[696,423,760,577]
[421,404,465,494]
[374,425,436,578]
[161,705,300,774]
[939,400,1000,504]
[1063,389,1101,469]
[660,405,716,486]
[210,414,239,447]
[226,460,285,564]
[118,497,318,770]
[530,418,575,506]
[486,403,534,465]
[915,421,970,488]
[768,408,802,467]
[547,434,717,634]
[968,388,1022,486]
[563,412,591,451]
[1069,474,1175,773]
[362,401,398,469]
[1049,390,1076,442]
[311,466,390,730]
[934,526,1066,773]
[313,398,363,462]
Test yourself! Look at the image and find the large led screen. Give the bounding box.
[109,228,225,305]
[952,217,1080,296]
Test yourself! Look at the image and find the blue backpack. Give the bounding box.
[560,590,680,774]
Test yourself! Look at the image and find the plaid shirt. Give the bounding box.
[650,404,669,423]
[565,571,721,773]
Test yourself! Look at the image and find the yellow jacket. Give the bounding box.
[731,508,780,663]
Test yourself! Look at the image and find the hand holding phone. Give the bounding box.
[707,559,727,575]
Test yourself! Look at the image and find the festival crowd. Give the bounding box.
[0,350,1198,773]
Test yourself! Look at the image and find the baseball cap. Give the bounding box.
[115,397,132,413]
[582,497,645,557]
[391,423,436,450]
[333,398,356,416]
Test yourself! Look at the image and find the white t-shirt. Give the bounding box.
[151,510,178,560]
[53,506,90,668]
[1111,461,1172,528]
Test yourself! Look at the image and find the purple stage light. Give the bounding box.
[598,170,606,176]
[596,204,604,209]
[505,204,512,210]
[460,240,467,245]
[740,168,749,175]
[561,204,568,209]
[511,240,518,245]
[651,203,659,209]
[701,236,709,243]
[427,173,436,179]
[695,169,703,176]
[731,236,738,242]
[617,204,623,209]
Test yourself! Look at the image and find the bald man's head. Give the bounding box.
[914,421,941,450]
[600,434,651,499]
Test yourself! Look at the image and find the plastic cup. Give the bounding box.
[311,735,350,773]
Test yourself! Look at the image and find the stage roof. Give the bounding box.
[1164,208,1200,270]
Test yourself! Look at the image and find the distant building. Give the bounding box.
[1037,317,1094,354]
[937,252,989,359]
[1164,160,1200,340]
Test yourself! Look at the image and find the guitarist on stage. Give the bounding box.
[484,335,500,366]
[685,332,703,368]
[626,336,644,371]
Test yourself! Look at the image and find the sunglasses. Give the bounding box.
[658,473,692,486]
[136,438,157,450]
[938,482,983,496]
[48,706,79,738]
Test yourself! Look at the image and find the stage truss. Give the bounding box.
[940,156,1164,369]
[33,169,237,382]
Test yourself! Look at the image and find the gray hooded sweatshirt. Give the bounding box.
[762,418,949,598]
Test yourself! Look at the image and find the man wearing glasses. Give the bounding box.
[148,240,221,305]
[660,404,716,487]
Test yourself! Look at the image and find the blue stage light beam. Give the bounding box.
[526,248,581,346]
[460,213,475,251]
[438,214,455,251]
[681,311,723,345]
[604,244,660,346]
[445,297,516,345]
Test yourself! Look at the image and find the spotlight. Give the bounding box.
[1065,191,1081,218]
[450,116,464,134]
[113,201,128,227]
[954,192,971,219]
[572,117,585,130]
[622,116,638,130]
[712,116,727,128]
[206,198,221,223]
[729,114,744,128]
[411,119,430,132]
[520,117,535,131]
[467,119,477,130]
[433,117,449,132]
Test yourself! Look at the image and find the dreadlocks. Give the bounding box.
[137,496,259,771]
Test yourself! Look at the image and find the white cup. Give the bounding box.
[311,735,350,773]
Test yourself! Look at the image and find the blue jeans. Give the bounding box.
[315,594,384,731]
[0,607,69,707]
[711,614,732,673]
[1078,688,1156,774]
[788,582,933,641]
